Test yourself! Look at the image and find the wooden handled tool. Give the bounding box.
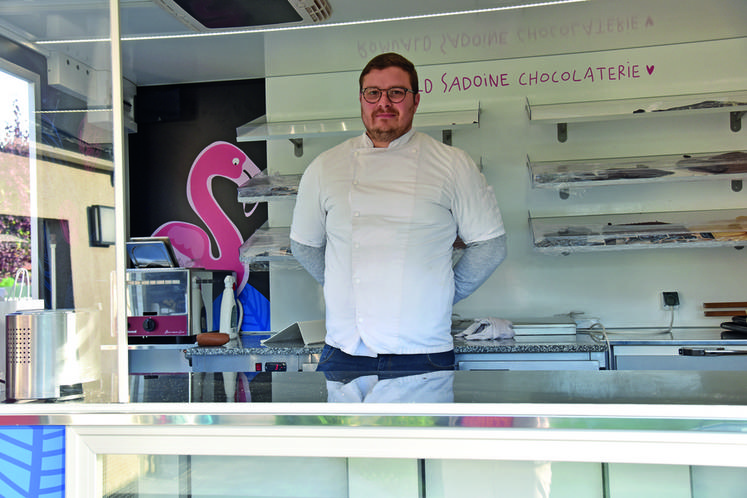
[703,302,747,317]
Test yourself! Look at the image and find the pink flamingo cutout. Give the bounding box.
[152,141,261,294]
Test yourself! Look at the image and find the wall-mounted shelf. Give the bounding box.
[236,105,481,155]
[530,209,747,255]
[526,90,747,142]
[239,225,297,266]
[238,172,301,203]
[237,155,484,203]
[528,151,747,193]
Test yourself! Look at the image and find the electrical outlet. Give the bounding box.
[663,291,680,308]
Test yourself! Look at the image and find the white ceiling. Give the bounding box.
[0,0,583,85]
[1,0,744,87]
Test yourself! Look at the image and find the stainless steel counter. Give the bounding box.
[6,368,747,405]
[5,369,747,410]
[237,369,747,405]
[7,369,747,495]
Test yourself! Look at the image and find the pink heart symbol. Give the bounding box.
[646,65,655,75]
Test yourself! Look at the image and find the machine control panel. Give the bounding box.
[256,362,287,372]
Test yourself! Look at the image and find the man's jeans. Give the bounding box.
[316,344,455,381]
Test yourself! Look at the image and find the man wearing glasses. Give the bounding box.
[290,52,506,375]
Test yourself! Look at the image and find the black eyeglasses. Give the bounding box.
[361,87,417,104]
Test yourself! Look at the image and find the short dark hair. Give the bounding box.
[359,52,419,93]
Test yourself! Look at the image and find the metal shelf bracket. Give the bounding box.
[289,138,304,157]
[731,111,744,132]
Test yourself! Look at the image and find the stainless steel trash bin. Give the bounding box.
[6,309,84,401]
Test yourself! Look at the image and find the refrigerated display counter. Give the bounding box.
[3,369,747,497]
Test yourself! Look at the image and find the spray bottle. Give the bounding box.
[219,274,239,340]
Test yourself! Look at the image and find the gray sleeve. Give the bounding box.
[453,234,506,304]
[290,238,325,286]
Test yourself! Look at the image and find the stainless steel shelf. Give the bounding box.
[237,172,301,203]
[526,90,747,124]
[528,151,747,190]
[236,106,480,142]
[530,208,747,255]
[239,225,296,265]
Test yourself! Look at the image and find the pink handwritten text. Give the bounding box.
[358,36,433,59]
[519,63,641,86]
[425,62,647,93]
[440,31,509,55]
[357,15,655,58]
[433,72,510,93]
[516,16,653,42]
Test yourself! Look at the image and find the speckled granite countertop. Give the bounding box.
[184,339,322,358]
[183,327,744,359]
[184,332,607,358]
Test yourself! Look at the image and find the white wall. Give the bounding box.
[263,0,747,330]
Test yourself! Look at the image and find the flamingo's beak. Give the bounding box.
[237,163,252,186]
[238,157,259,217]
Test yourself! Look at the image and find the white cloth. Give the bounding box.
[291,129,504,356]
[455,317,515,340]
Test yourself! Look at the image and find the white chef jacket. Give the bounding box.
[290,129,504,356]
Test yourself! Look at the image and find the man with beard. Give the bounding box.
[290,52,507,374]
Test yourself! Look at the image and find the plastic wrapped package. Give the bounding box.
[239,226,301,270]
[529,157,674,187]
[237,172,301,203]
[530,208,747,254]
[676,151,747,175]
[651,99,747,112]
[528,150,747,189]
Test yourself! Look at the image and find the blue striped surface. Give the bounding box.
[0,426,65,497]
